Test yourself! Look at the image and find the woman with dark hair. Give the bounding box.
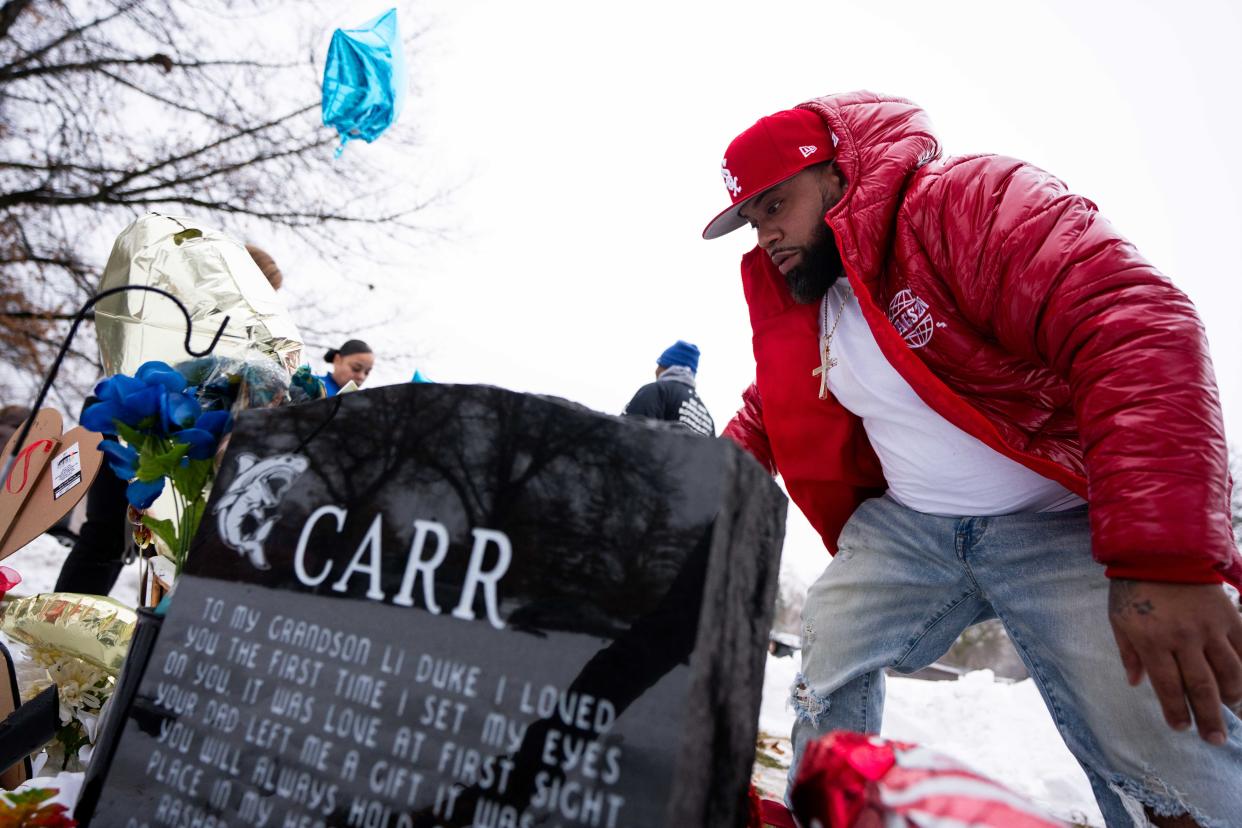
[319,339,374,396]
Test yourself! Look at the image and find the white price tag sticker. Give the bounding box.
[51,442,83,499]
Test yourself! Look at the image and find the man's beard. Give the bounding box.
[784,220,845,305]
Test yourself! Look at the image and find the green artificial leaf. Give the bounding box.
[2,788,55,807]
[113,421,147,450]
[113,423,164,467]
[54,723,89,771]
[172,228,203,245]
[141,515,179,552]
[183,497,207,548]
[136,441,190,482]
[171,457,213,501]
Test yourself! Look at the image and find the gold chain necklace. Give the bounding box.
[811,286,852,400]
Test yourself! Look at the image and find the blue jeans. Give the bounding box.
[790,496,1242,827]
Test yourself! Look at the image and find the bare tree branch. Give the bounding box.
[0,0,431,406]
[97,66,246,129]
[1,54,303,82]
[0,1,140,76]
[105,102,320,190]
[0,310,92,321]
[0,0,33,42]
[0,159,131,175]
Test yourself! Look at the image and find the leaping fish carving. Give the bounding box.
[212,452,308,570]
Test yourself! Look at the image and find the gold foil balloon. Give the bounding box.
[0,594,136,674]
[94,213,303,377]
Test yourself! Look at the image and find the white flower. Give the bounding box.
[79,708,101,743]
[18,671,54,704]
[10,644,116,772]
[17,646,114,728]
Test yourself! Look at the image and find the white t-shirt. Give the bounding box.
[819,282,1084,516]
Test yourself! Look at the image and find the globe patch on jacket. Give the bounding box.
[888,289,937,349]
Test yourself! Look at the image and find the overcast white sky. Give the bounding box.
[298,0,1242,584]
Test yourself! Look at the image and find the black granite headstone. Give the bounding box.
[84,384,786,828]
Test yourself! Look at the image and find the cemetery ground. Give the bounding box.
[4,533,1105,826]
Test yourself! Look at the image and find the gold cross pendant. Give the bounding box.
[811,341,837,400]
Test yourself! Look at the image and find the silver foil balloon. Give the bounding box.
[93,213,304,578]
[95,213,303,377]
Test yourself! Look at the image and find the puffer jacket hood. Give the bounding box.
[740,92,940,329]
[801,93,941,292]
[727,91,1241,587]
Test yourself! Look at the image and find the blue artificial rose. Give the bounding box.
[94,373,147,404]
[173,428,217,460]
[81,399,123,435]
[136,361,188,393]
[89,362,202,435]
[194,409,232,438]
[173,410,233,460]
[97,439,138,480]
[159,390,201,434]
[126,477,164,509]
[118,384,163,425]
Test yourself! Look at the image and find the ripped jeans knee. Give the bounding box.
[1110,769,1225,828]
[790,673,831,728]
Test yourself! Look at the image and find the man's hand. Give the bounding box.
[1109,579,1242,745]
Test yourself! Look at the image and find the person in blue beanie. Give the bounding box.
[622,340,715,436]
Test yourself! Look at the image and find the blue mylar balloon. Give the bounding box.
[322,8,407,154]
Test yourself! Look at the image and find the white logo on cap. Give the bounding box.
[799,145,818,158]
[721,159,741,197]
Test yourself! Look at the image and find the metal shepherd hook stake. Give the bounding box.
[0,285,230,489]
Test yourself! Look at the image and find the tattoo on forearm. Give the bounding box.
[1109,579,1156,618]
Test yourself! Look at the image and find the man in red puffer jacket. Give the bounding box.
[706,91,1242,827]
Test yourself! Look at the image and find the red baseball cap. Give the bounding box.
[702,107,837,240]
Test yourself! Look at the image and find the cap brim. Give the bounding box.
[702,202,749,240]
[700,168,806,240]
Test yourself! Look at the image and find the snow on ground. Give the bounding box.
[759,651,1104,826]
[3,538,1101,824]
[2,533,140,606]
